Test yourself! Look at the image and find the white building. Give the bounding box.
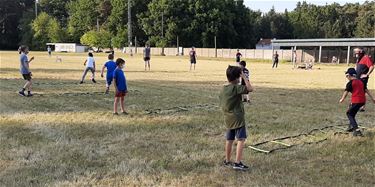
[46,43,87,53]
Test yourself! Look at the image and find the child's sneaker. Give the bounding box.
[346,126,355,132]
[79,81,84,84]
[353,129,363,137]
[18,91,26,97]
[113,112,119,115]
[27,93,33,97]
[105,90,109,94]
[122,111,129,115]
[233,162,249,171]
[92,79,97,83]
[223,160,233,167]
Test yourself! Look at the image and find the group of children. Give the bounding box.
[81,53,128,114]
[17,45,374,171]
[221,48,374,170]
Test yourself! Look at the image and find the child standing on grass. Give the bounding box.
[339,68,375,136]
[219,65,253,170]
[239,61,251,103]
[18,45,34,97]
[80,52,96,84]
[113,58,128,115]
[236,49,242,65]
[101,54,117,94]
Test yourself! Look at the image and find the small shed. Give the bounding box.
[46,43,87,53]
[256,38,276,49]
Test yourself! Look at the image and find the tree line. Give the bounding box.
[1,0,374,50]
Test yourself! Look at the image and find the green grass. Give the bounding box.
[0,51,375,186]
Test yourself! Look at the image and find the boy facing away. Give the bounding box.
[219,65,253,170]
[18,45,35,97]
[339,68,375,136]
[239,61,251,103]
[101,54,117,94]
[80,52,96,84]
[113,58,128,115]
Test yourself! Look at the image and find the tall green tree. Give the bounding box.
[32,12,64,50]
[67,0,99,42]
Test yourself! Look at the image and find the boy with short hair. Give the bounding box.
[239,61,251,103]
[80,52,96,84]
[236,49,242,65]
[18,45,35,97]
[339,68,375,136]
[101,54,117,94]
[189,47,197,71]
[113,58,128,115]
[219,65,253,170]
[144,44,151,71]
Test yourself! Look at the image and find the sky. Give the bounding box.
[243,0,367,13]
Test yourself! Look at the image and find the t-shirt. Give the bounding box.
[190,50,196,60]
[274,54,279,61]
[20,53,30,74]
[219,84,249,129]
[236,52,242,62]
[345,79,366,104]
[356,55,373,78]
[113,68,127,92]
[104,61,117,78]
[86,57,95,68]
[241,68,250,85]
[144,47,151,57]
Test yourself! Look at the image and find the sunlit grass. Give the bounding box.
[0,51,374,186]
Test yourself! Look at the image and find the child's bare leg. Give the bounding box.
[23,81,30,90]
[225,140,234,162]
[235,139,245,163]
[28,80,32,92]
[114,97,119,113]
[148,61,150,70]
[120,96,125,112]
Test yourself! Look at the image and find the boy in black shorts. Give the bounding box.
[189,47,197,71]
[18,45,35,97]
[219,65,253,170]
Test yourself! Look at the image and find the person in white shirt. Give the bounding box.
[80,52,96,84]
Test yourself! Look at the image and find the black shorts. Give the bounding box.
[22,73,32,81]
[144,57,150,61]
[190,59,196,64]
[226,126,247,140]
[361,77,368,89]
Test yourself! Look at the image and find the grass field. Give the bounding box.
[0,51,375,186]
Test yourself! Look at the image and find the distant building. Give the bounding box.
[46,43,88,53]
[256,38,275,49]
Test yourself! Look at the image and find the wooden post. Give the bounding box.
[347,46,350,65]
[318,46,322,63]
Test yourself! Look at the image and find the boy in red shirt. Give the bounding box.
[339,68,375,136]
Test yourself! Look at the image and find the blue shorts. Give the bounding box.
[226,126,247,140]
[106,76,113,86]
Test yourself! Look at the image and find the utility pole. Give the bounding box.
[35,0,38,18]
[96,18,99,31]
[128,0,133,56]
[161,10,165,56]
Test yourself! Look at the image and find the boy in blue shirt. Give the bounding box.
[113,58,128,115]
[101,54,117,94]
[18,45,35,97]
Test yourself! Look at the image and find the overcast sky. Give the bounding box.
[243,0,367,13]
